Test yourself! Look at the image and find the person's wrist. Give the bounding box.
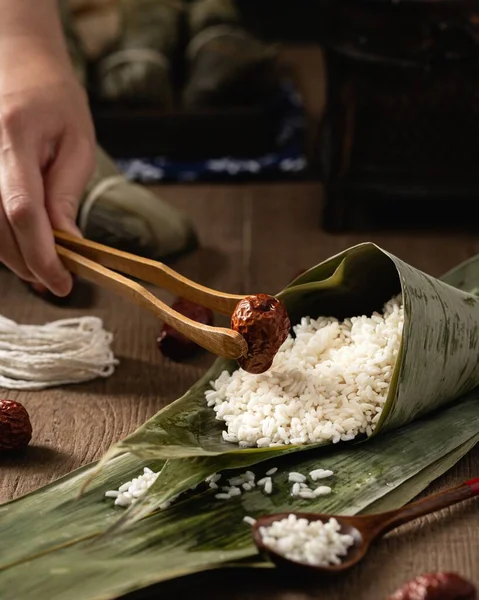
[0,31,70,61]
[0,0,64,42]
[0,35,76,86]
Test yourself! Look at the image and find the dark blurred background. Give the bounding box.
[63,0,479,234]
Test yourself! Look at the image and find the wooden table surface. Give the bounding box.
[1,183,479,599]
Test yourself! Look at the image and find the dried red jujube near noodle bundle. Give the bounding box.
[0,400,33,451]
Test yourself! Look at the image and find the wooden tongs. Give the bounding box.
[54,231,248,360]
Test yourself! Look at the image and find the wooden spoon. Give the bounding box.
[252,476,479,575]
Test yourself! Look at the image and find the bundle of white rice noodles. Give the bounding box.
[78,147,197,260]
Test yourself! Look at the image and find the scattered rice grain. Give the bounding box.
[266,467,278,476]
[264,478,273,495]
[313,486,332,496]
[288,472,307,483]
[309,469,334,481]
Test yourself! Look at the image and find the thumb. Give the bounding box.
[45,133,95,237]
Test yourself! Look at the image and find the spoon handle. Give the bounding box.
[378,476,479,535]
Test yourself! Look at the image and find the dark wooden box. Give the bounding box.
[315,0,479,231]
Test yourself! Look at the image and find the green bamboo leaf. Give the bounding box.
[1,394,478,600]
[0,454,165,568]
[84,248,479,533]
[233,436,479,570]
[105,390,479,532]
[440,252,479,292]
[361,435,479,515]
[3,249,479,600]
[98,244,479,468]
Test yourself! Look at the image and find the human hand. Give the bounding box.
[0,36,95,296]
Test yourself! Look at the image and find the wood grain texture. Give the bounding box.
[1,183,479,599]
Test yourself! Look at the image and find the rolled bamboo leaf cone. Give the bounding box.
[183,34,279,109]
[94,0,182,107]
[187,0,241,34]
[107,242,479,464]
[78,146,198,260]
[67,0,121,61]
[183,0,279,109]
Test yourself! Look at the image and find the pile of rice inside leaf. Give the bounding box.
[101,242,479,467]
[206,292,403,448]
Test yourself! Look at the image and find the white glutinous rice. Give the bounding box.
[291,482,301,496]
[105,467,159,508]
[205,295,403,448]
[215,493,231,500]
[310,469,334,481]
[298,490,315,499]
[104,490,119,498]
[108,464,337,509]
[259,515,355,567]
[313,485,332,496]
[264,478,273,495]
[288,472,307,483]
[243,516,257,526]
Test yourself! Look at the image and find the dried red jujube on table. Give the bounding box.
[157,297,214,361]
[231,294,291,374]
[27,278,77,305]
[388,572,477,600]
[0,399,33,451]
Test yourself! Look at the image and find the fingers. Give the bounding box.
[45,132,95,239]
[0,201,35,282]
[0,141,73,297]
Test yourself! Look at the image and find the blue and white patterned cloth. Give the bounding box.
[115,80,308,183]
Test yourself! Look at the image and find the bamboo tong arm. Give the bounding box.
[56,245,248,360]
[54,230,244,316]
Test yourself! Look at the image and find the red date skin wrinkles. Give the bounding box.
[388,572,477,600]
[231,294,291,374]
[0,400,32,451]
